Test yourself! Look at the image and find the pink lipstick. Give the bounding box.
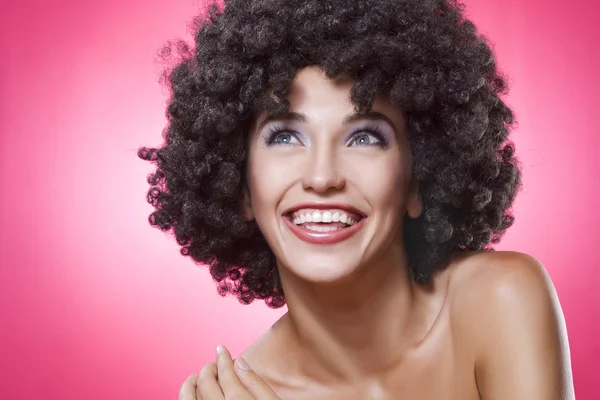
[282,202,366,245]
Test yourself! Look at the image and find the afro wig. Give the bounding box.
[138,0,521,308]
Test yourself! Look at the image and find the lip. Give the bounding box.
[281,202,367,245]
[283,217,366,245]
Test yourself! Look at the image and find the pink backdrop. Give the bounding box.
[1,0,598,398]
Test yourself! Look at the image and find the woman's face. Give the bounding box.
[245,66,421,283]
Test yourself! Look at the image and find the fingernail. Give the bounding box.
[235,356,251,371]
[216,345,225,357]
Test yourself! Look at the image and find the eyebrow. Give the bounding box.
[255,111,401,134]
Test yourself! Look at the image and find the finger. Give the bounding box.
[234,357,280,399]
[178,374,199,400]
[195,373,203,400]
[216,345,252,399]
[197,362,224,400]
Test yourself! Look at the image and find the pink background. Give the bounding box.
[1,0,598,398]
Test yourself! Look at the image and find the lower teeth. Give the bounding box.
[304,225,342,232]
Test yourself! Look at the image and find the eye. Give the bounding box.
[349,131,387,147]
[273,132,299,145]
[264,127,302,147]
[352,133,379,146]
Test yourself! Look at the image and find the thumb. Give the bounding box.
[234,357,280,399]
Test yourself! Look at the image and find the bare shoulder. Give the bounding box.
[447,250,558,309]
[446,250,564,341]
[446,251,574,399]
[445,250,559,350]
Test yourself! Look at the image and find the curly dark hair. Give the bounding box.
[138,0,521,308]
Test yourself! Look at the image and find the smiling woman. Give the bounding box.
[138,0,574,398]
[244,69,421,285]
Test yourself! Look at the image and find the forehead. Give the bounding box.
[287,67,354,108]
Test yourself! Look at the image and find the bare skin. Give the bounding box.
[236,251,574,399]
[179,67,574,399]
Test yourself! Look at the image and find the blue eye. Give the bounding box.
[351,133,381,146]
[273,133,296,144]
[265,127,302,146]
[349,127,389,148]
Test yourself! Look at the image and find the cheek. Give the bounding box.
[247,150,291,218]
[350,154,410,208]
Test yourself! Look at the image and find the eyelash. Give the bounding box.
[264,125,390,148]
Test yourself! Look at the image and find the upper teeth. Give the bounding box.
[292,211,357,226]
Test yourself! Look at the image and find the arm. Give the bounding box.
[473,252,575,399]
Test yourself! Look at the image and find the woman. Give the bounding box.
[139,0,574,398]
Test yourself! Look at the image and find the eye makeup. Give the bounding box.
[345,123,391,148]
[262,122,393,149]
[263,124,304,146]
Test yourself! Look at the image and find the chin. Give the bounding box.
[280,252,363,284]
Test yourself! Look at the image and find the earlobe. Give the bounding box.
[407,181,423,219]
[243,205,255,221]
[242,186,255,221]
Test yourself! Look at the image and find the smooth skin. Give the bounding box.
[179,67,574,399]
[178,346,280,400]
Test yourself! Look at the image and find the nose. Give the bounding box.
[301,146,345,193]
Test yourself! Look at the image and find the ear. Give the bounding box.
[241,184,255,221]
[406,180,423,219]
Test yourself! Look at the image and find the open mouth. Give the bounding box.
[286,209,362,231]
[282,205,366,244]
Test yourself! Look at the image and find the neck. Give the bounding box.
[278,245,433,383]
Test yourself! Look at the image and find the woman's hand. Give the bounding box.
[178,345,281,399]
